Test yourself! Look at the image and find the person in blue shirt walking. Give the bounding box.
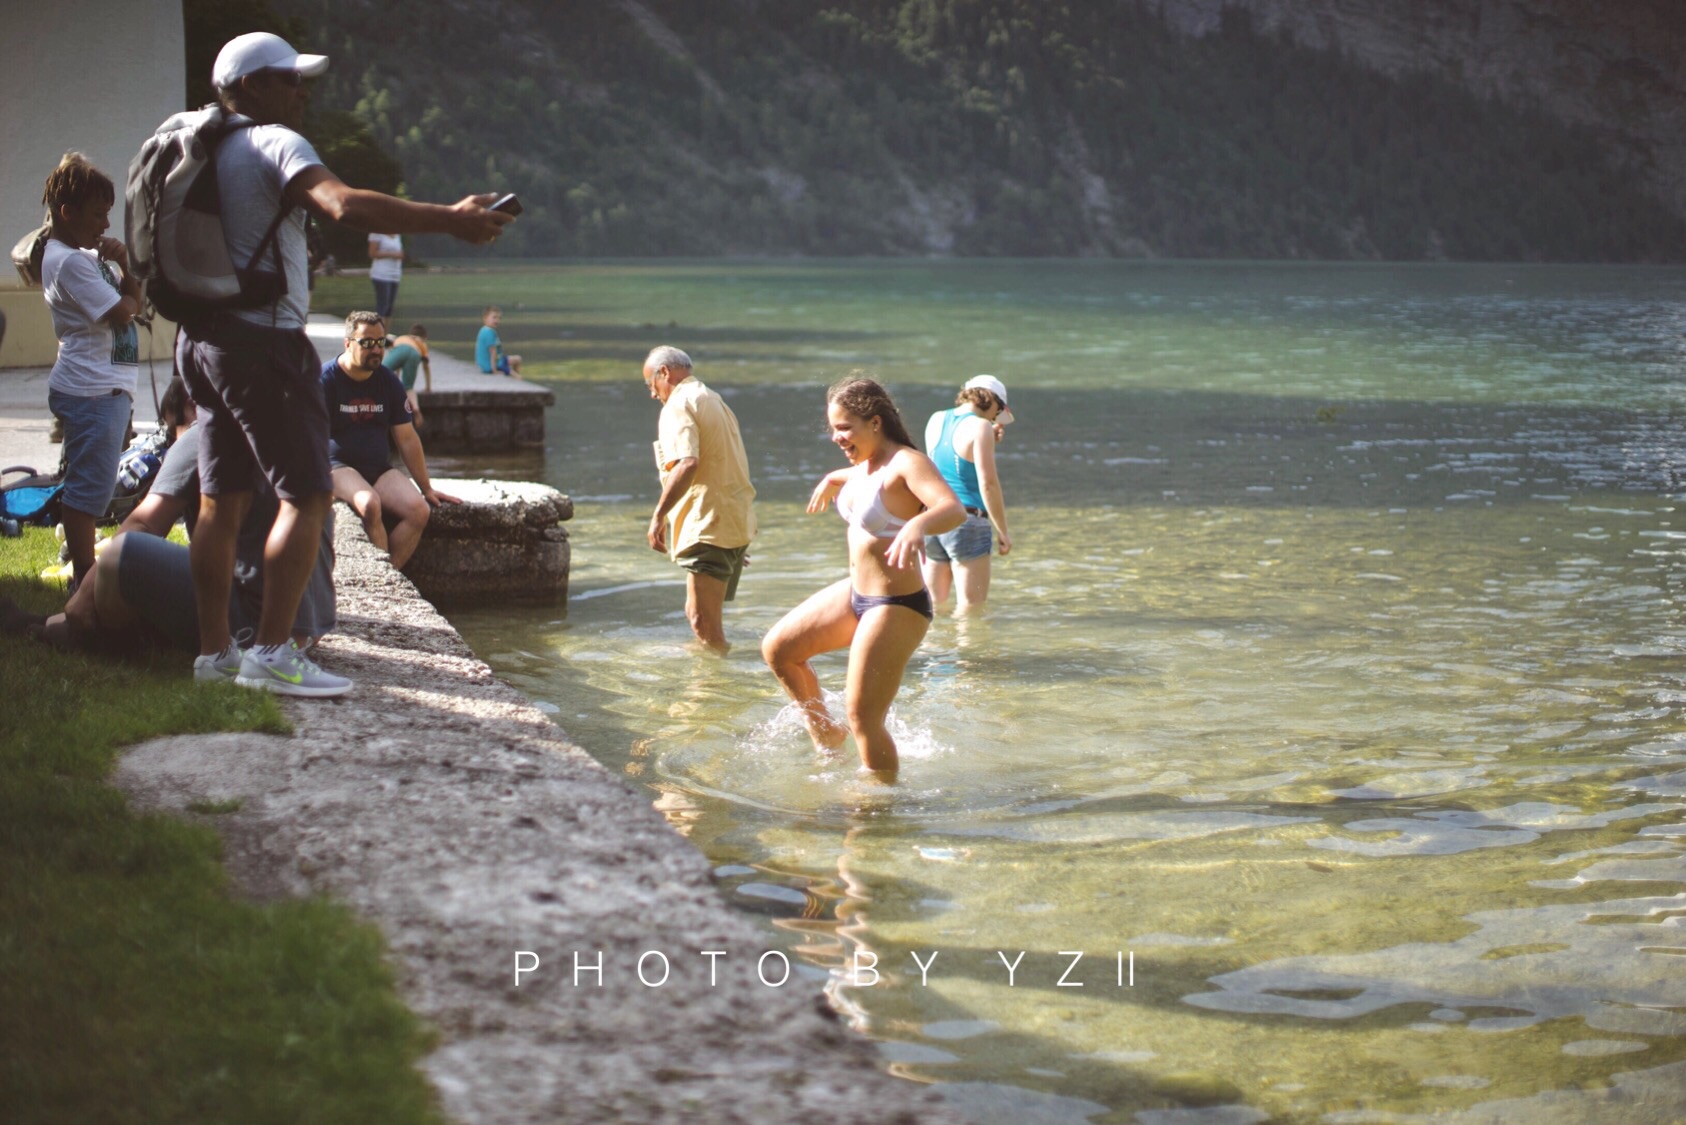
[921,375,1015,612]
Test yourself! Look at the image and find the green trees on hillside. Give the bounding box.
[266,0,1686,261]
[182,0,406,264]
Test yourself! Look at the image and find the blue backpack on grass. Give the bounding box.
[0,465,63,528]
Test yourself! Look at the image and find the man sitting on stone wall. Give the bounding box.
[322,311,459,569]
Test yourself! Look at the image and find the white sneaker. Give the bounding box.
[234,641,353,698]
[193,644,244,683]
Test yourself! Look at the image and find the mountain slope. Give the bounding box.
[275,0,1686,261]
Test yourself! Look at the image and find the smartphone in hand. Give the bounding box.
[490,193,523,217]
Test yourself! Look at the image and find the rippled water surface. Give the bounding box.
[435,262,1686,1122]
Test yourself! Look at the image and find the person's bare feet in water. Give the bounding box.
[798,701,850,753]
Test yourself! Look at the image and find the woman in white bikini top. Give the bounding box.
[835,463,909,539]
[762,375,963,777]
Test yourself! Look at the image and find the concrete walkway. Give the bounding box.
[298,314,545,397]
[0,314,546,473]
[2,325,960,1123]
[0,362,60,474]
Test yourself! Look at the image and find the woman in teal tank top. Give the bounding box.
[921,375,1015,611]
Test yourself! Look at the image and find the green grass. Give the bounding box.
[0,528,444,1124]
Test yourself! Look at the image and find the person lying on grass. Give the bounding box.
[1,414,334,668]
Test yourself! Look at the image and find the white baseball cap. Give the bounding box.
[964,374,1015,425]
[213,32,329,89]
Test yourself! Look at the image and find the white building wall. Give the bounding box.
[0,0,184,366]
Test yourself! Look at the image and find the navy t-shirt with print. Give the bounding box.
[320,361,413,478]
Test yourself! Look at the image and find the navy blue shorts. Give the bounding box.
[178,317,331,500]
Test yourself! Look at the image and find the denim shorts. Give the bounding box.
[48,387,131,517]
[925,513,992,563]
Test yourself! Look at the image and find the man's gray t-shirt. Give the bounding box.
[215,119,323,329]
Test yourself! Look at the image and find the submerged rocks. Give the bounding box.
[400,478,572,604]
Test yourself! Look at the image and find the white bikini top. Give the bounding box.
[836,464,909,539]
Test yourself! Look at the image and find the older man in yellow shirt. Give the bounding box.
[642,346,758,654]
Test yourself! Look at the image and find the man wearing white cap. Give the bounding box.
[179,32,512,697]
[921,374,1016,612]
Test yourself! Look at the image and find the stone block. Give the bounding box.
[393,479,571,605]
[416,388,554,454]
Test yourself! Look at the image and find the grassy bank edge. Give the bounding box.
[0,527,444,1124]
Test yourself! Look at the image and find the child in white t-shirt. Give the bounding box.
[39,152,142,588]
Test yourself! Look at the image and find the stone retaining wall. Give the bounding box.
[112,528,961,1125]
[414,387,553,454]
[402,479,571,605]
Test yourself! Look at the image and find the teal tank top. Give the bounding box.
[930,408,984,510]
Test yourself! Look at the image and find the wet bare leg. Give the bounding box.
[762,578,855,750]
[922,557,953,608]
[844,603,930,774]
[686,570,730,655]
[952,554,992,612]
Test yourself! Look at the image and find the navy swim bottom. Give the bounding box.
[849,586,933,622]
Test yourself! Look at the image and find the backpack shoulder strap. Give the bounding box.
[206,116,298,277]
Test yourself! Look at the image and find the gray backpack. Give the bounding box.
[125,105,292,324]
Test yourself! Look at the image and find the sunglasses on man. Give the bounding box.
[258,68,307,87]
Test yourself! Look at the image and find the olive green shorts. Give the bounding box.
[676,542,748,601]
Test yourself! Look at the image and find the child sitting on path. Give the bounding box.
[474,305,522,376]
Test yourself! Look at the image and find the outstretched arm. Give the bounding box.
[290,168,510,245]
[119,490,189,538]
